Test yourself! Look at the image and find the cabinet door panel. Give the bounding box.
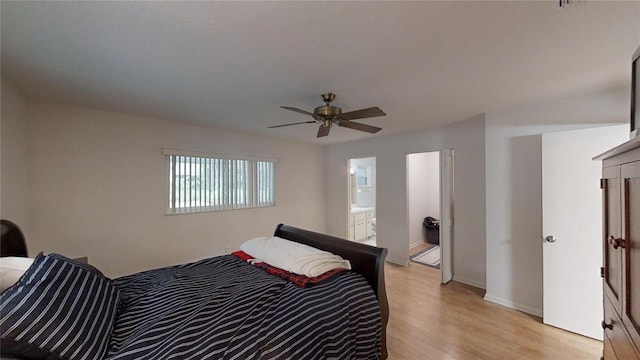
[622,162,640,348]
[605,298,639,359]
[604,167,623,309]
[604,333,616,359]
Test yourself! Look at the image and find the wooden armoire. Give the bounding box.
[598,136,640,359]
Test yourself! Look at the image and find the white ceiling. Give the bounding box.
[2,1,639,144]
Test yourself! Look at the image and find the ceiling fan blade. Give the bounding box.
[339,107,386,121]
[280,106,314,117]
[317,124,331,137]
[339,120,382,134]
[268,120,317,128]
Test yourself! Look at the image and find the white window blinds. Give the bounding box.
[165,150,276,214]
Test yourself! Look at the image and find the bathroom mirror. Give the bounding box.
[356,166,371,190]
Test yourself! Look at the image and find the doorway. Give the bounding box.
[348,157,376,246]
[406,149,454,284]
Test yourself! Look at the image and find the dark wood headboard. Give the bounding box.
[273,223,389,359]
[1,219,28,257]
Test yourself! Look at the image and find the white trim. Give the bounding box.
[452,275,485,290]
[483,293,543,317]
[409,241,424,249]
[440,148,454,285]
[386,257,409,266]
[163,148,279,163]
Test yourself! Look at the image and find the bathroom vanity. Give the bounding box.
[349,207,374,241]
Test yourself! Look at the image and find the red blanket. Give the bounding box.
[232,251,345,287]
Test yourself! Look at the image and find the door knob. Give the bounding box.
[601,319,614,330]
[608,236,626,249]
[545,236,557,243]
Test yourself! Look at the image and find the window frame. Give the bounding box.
[164,149,277,215]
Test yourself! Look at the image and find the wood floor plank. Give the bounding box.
[385,261,602,359]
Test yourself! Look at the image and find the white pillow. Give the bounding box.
[0,256,35,292]
[240,236,351,277]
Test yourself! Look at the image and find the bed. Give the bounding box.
[0,223,389,360]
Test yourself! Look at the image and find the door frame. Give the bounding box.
[347,157,376,242]
[406,149,454,284]
[440,149,454,284]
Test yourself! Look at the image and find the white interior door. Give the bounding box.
[542,125,627,340]
[440,149,454,284]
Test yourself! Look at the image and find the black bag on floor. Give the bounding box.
[422,216,440,245]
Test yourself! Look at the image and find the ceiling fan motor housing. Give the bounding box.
[313,105,342,121]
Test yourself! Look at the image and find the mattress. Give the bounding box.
[106,255,382,360]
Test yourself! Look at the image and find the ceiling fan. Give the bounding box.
[269,93,386,137]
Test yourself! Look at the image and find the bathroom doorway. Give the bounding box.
[348,157,376,246]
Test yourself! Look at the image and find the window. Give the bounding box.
[165,150,276,214]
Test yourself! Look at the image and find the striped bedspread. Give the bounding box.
[106,255,382,360]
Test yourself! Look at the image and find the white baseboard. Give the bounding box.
[483,293,543,317]
[386,257,409,266]
[452,275,485,289]
[409,241,424,249]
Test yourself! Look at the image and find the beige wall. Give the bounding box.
[24,103,326,277]
[326,114,487,288]
[1,80,29,237]
[484,87,629,316]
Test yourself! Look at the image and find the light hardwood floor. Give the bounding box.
[385,257,602,359]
